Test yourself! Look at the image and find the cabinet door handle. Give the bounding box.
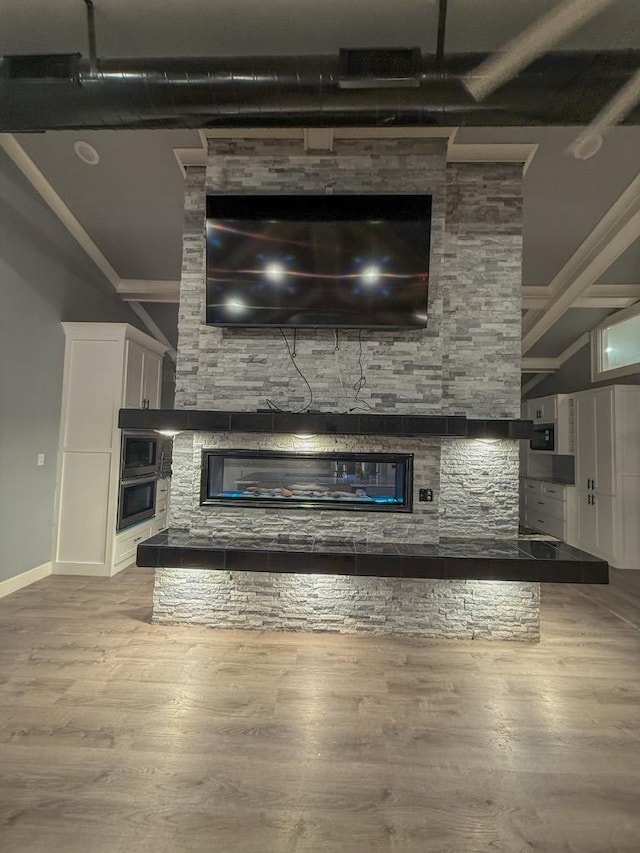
[134,536,143,543]
[537,500,544,505]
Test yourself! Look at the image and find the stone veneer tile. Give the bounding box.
[170,432,440,543]
[161,136,532,640]
[153,569,540,641]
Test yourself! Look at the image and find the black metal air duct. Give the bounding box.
[1,50,639,131]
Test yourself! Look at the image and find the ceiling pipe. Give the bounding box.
[1,50,639,131]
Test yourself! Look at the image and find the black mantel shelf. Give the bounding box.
[138,530,609,585]
[119,408,533,439]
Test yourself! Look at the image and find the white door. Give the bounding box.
[593,388,615,496]
[576,490,598,554]
[124,342,144,408]
[142,352,162,409]
[539,396,557,423]
[575,392,596,493]
[594,493,614,558]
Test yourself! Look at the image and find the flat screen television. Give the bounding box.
[205,194,432,328]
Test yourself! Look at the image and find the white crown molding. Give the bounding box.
[448,142,538,172]
[0,133,175,360]
[522,172,640,354]
[118,279,181,302]
[522,282,640,310]
[175,127,540,172]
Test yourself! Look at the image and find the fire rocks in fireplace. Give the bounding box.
[200,450,413,512]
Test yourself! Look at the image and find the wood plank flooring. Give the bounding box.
[1,568,640,852]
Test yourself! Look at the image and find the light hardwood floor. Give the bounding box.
[1,567,640,853]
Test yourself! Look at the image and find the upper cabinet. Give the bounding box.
[524,393,574,455]
[528,395,557,424]
[124,340,162,409]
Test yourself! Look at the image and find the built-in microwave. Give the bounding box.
[530,424,555,452]
[117,475,157,530]
[121,431,160,479]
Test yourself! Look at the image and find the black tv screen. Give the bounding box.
[205,194,432,328]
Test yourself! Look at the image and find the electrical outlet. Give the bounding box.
[37,453,45,467]
[418,488,433,502]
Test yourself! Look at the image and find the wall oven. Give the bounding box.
[117,476,157,530]
[121,431,160,479]
[530,424,555,452]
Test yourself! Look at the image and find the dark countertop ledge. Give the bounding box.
[138,529,608,584]
[119,408,533,439]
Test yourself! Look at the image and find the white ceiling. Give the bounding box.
[3,1,640,374]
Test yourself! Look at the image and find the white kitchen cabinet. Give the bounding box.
[124,340,162,409]
[53,324,167,577]
[521,479,577,545]
[573,385,640,569]
[523,393,574,455]
[575,388,615,495]
[529,395,558,424]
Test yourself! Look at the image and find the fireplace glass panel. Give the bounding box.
[201,451,412,512]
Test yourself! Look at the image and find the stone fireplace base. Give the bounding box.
[153,569,540,641]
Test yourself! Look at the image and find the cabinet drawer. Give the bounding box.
[526,512,565,540]
[541,483,567,501]
[152,512,168,535]
[157,480,170,497]
[523,480,543,495]
[115,524,152,565]
[526,494,566,521]
[156,499,167,515]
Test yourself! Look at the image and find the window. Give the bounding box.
[591,303,640,381]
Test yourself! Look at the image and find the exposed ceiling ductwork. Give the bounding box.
[1,50,639,131]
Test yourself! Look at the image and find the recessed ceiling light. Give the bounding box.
[73,140,100,165]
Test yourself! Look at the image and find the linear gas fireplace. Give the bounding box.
[200,450,413,512]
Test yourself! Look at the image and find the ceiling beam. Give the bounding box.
[0,133,177,362]
[522,373,550,396]
[118,280,181,303]
[521,332,590,374]
[522,284,640,310]
[521,359,558,373]
[521,173,640,354]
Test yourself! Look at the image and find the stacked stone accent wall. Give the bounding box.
[172,432,439,542]
[154,570,540,642]
[159,135,533,641]
[442,163,522,419]
[439,439,520,538]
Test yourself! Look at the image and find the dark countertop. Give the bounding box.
[138,529,608,584]
[119,408,533,440]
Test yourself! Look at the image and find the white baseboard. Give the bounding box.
[0,561,53,599]
[53,562,112,577]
